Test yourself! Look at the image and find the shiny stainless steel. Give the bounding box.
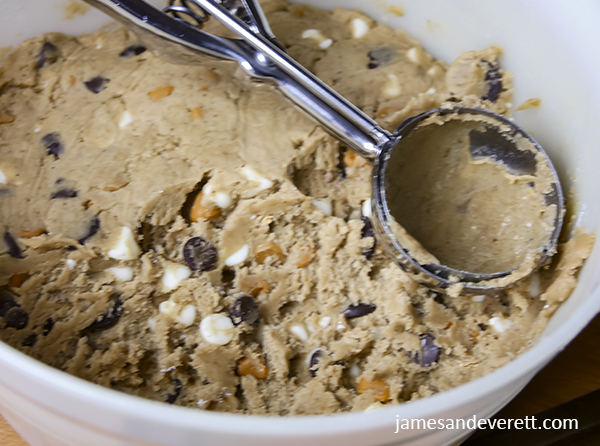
[84,0,564,293]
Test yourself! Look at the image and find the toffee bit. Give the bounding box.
[84,76,109,94]
[342,302,376,319]
[51,188,78,199]
[120,45,147,58]
[78,215,101,245]
[4,231,23,259]
[83,294,123,333]
[36,41,60,69]
[41,133,64,159]
[166,378,183,404]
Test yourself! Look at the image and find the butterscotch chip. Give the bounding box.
[19,228,46,238]
[357,377,390,402]
[147,86,174,101]
[297,246,317,268]
[190,107,203,120]
[241,277,270,297]
[9,272,29,289]
[0,112,16,124]
[255,242,286,264]
[189,192,221,222]
[237,356,269,379]
[343,150,369,168]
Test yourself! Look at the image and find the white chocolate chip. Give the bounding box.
[365,402,384,412]
[406,47,423,64]
[119,110,133,128]
[427,65,440,77]
[225,244,249,266]
[175,304,197,327]
[290,324,309,341]
[472,295,485,303]
[302,29,332,50]
[200,314,235,345]
[319,39,333,49]
[349,363,361,377]
[312,198,332,215]
[426,87,437,94]
[336,321,346,330]
[106,266,134,282]
[107,226,141,261]
[0,169,6,184]
[529,272,541,298]
[66,259,76,270]
[241,166,273,197]
[489,316,512,333]
[362,198,372,218]
[148,317,156,331]
[351,18,370,38]
[161,263,192,292]
[319,316,331,328]
[382,74,402,99]
[203,184,233,209]
[159,300,178,318]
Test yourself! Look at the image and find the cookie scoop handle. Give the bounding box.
[196,0,392,160]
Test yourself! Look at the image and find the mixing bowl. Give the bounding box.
[1,0,599,445]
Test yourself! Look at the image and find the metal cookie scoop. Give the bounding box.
[84,0,564,294]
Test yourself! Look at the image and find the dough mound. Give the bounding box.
[0,0,593,415]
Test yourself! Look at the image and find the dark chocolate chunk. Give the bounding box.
[36,41,60,69]
[308,349,323,377]
[0,288,18,318]
[482,60,502,103]
[229,295,261,327]
[51,188,78,199]
[342,302,376,319]
[5,307,29,330]
[367,47,396,69]
[84,294,123,333]
[409,333,441,367]
[22,333,37,347]
[183,237,217,272]
[120,45,147,58]
[41,133,64,159]
[84,76,109,94]
[42,318,54,336]
[4,231,23,259]
[166,378,182,404]
[78,215,100,245]
[360,216,376,259]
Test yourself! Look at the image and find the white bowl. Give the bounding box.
[1,1,599,445]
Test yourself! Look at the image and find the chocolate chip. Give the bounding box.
[360,217,376,259]
[0,288,18,318]
[482,60,502,103]
[120,45,147,58]
[84,294,123,333]
[84,76,109,94]
[36,41,60,69]
[367,47,396,69]
[308,349,323,377]
[51,188,78,199]
[5,307,29,330]
[166,378,182,404]
[42,318,54,336]
[78,215,100,245]
[342,302,376,319]
[22,333,37,347]
[409,333,440,367]
[4,231,23,259]
[229,295,261,327]
[183,237,217,272]
[41,133,64,159]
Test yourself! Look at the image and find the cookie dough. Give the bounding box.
[0,0,594,415]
